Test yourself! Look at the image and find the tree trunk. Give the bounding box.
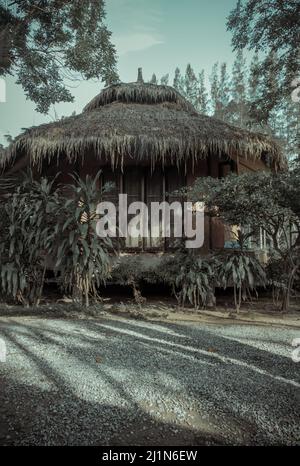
[281,264,298,313]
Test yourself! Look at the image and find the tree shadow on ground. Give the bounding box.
[0,374,227,446]
[0,316,299,445]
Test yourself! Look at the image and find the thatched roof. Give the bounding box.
[0,72,285,172]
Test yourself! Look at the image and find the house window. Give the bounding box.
[243,226,272,250]
[145,168,165,249]
[165,167,185,248]
[123,168,143,249]
[100,167,185,251]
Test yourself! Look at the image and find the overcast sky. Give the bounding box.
[0,0,241,146]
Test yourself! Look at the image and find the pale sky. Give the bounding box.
[0,0,241,146]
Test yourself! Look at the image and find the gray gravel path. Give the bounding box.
[0,316,299,445]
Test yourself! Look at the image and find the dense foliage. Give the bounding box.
[52,172,113,307]
[0,171,112,306]
[189,169,300,311]
[160,252,216,309]
[216,251,266,313]
[1,169,296,312]
[0,0,119,112]
[151,0,299,162]
[227,0,300,107]
[0,173,60,305]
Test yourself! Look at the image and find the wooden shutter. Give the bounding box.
[145,168,165,250]
[166,167,185,249]
[123,168,143,249]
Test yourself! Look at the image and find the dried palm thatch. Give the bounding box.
[83,81,195,113]
[0,79,286,172]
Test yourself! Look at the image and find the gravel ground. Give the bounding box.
[0,315,299,446]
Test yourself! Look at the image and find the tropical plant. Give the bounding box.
[0,172,60,305]
[0,170,113,307]
[52,172,113,307]
[160,252,216,309]
[189,171,300,312]
[216,251,267,313]
[265,256,290,308]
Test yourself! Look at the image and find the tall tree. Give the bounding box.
[248,54,260,103]
[218,63,231,121]
[173,66,208,114]
[0,0,119,113]
[196,70,208,115]
[282,97,300,161]
[173,67,184,94]
[210,63,231,121]
[248,51,299,162]
[184,63,198,107]
[227,0,300,106]
[150,73,158,85]
[230,50,248,127]
[258,50,281,127]
[209,63,221,118]
[247,53,262,129]
[160,73,169,85]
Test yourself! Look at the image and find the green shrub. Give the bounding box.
[0,173,60,305]
[266,254,300,310]
[0,171,113,307]
[52,172,113,307]
[216,251,267,312]
[110,257,147,306]
[159,252,216,309]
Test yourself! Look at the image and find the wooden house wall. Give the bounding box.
[238,157,268,173]
[38,152,266,254]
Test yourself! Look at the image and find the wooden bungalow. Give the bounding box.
[1,69,285,256]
